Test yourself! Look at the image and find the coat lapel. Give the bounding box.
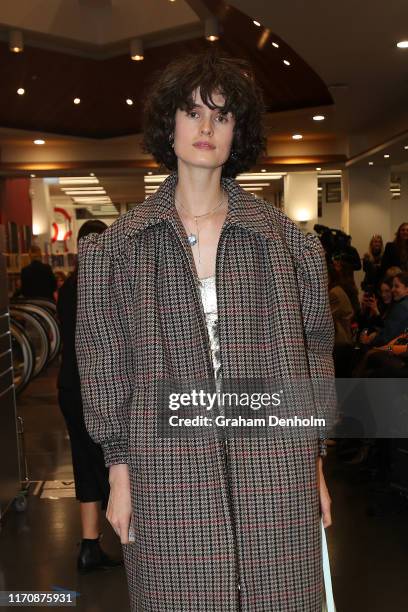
[122,172,281,245]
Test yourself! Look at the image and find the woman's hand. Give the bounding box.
[317,457,332,528]
[366,295,379,316]
[359,329,378,345]
[107,463,133,544]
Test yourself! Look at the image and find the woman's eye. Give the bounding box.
[188,111,199,118]
[216,114,228,123]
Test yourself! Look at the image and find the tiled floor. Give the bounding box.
[1,358,408,611]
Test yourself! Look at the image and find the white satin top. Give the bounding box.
[198,275,221,381]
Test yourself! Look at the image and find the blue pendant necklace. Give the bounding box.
[175,191,226,263]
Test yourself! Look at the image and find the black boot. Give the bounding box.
[77,537,123,574]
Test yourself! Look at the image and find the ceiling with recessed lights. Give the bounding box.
[0,0,407,174]
[0,1,332,139]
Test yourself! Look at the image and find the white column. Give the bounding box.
[30,179,53,254]
[347,166,391,257]
[283,172,318,234]
[346,166,391,291]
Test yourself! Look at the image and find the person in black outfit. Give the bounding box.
[20,245,57,301]
[57,220,122,573]
[380,222,408,276]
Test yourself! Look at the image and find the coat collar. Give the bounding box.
[122,172,280,242]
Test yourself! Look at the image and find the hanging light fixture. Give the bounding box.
[130,38,144,61]
[9,30,24,53]
[205,17,220,42]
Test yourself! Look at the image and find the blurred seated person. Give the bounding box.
[20,245,57,302]
[357,278,393,334]
[361,234,384,291]
[360,272,408,348]
[380,222,408,275]
[328,265,355,376]
[332,256,361,317]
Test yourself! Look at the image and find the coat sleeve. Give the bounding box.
[295,232,337,457]
[75,232,135,467]
[264,204,337,457]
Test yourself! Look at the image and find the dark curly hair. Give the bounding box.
[142,51,266,178]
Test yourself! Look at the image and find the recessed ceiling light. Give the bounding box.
[253,20,261,27]
[205,17,220,41]
[130,38,144,61]
[404,145,408,150]
[9,30,23,53]
[283,59,291,66]
[126,98,134,106]
[384,154,390,158]
[147,171,153,175]
[316,167,322,171]
[261,168,266,172]
[272,42,279,48]
[73,97,81,105]
[369,161,374,166]
[17,88,25,95]
[89,172,95,176]
[397,40,408,48]
[292,134,303,140]
[30,174,36,178]
[34,139,45,145]
[313,115,325,121]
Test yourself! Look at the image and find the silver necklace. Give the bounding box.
[175,191,226,263]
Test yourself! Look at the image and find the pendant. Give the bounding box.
[188,234,198,246]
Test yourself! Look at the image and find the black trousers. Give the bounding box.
[58,387,110,509]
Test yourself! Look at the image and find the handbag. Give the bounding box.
[321,519,336,612]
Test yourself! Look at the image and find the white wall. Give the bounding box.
[284,172,318,234]
[347,167,392,257]
[318,180,343,230]
[345,166,391,290]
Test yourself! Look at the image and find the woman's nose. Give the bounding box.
[200,120,213,135]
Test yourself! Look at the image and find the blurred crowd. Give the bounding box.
[315,222,408,379]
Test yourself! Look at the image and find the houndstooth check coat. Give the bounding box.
[75,172,335,612]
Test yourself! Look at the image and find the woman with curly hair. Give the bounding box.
[76,51,335,611]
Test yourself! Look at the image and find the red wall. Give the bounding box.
[0,178,32,226]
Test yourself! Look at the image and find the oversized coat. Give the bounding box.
[75,172,335,612]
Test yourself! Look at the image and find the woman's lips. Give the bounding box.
[193,142,215,150]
